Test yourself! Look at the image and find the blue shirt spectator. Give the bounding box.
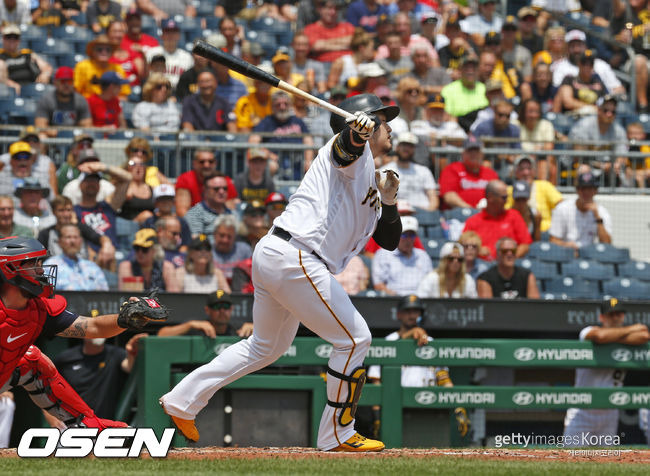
[346,0,390,33]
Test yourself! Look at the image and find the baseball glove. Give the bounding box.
[454,407,471,438]
[117,289,169,330]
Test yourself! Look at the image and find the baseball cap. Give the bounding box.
[484,31,501,45]
[9,141,33,157]
[398,294,424,312]
[512,180,531,199]
[132,228,157,248]
[96,71,130,86]
[55,66,74,80]
[565,29,586,43]
[397,131,418,146]
[125,7,141,19]
[421,11,440,24]
[265,191,287,206]
[150,54,166,64]
[272,49,291,64]
[397,200,415,215]
[15,177,48,198]
[601,297,627,315]
[597,94,618,108]
[161,18,180,30]
[153,184,175,200]
[329,84,348,98]
[206,33,226,49]
[243,199,266,216]
[579,49,595,64]
[377,13,393,27]
[440,241,464,259]
[517,6,538,19]
[2,24,20,36]
[460,55,479,67]
[514,154,534,167]
[78,171,103,182]
[357,62,386,78]
[485,78,503,92]
[246,41,264,57]
[426,93,445,108]
[20,126,39,143]
[247,148,269,161]
[206,289,233,307]
[189,234,212,251]
[463,136,482,150]
[576,171,599,188]
[76,148,100,165]
[401,216,419,233]
[73,132,94,145]
[502,15,517,30]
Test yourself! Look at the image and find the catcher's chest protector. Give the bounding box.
[0,298,50,388]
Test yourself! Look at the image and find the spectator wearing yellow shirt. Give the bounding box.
[626,122,650,188]
[74,34,131,98]
[234,77,273,133]
[506,155,563,232]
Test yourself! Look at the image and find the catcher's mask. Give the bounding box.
[330,93,400,134]
[0,236,57,298]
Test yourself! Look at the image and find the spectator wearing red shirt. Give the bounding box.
[175,148,237,217]
[303,0,355,63]
[439,136,499,209]
[462,180,532,260]
[120,8,159,61]
[87,72,128,128]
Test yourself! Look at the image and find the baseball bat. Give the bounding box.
[192,40,355,121]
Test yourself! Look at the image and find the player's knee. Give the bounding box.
[355,328,372,352]
[21,345,57,378]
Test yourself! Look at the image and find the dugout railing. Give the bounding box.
[134,336,650,448]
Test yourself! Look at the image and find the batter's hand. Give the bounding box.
[346,111,376,141]
[454,407,471,437]
[375,169,400,205]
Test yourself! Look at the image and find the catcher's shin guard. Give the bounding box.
[326,366,366,426]
[14,345,127,430]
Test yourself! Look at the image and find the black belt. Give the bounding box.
[272,227,327,265]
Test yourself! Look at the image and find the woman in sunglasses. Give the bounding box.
[132,73,180,132]
[73,34,131,98]
[390,76,426,135]
[175,235,230,294]
[123,137,169,189]
[417,241,477,298]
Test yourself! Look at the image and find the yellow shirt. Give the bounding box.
[234,92,272,130]
[507,179,563,232]
[490,60,519,99]
[73,59,131,98]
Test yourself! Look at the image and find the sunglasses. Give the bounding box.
[128,160,145,167]
[462,243,478,249]
[446,256,464,262]
[129,147,148,155]
[407,88,420,96]
[3,34,19,40]
[267,202,286,210]
[495,112,510,118]
[499,248,516,255]
[197,159,216,165]
[209,186,228,192]
[95,46,112,53]
[154,84,169,90]
[134,245,152,253]
[601,107,617,115]
[12,153,32,160]
[210,302,232,310]
[401,232,416,239]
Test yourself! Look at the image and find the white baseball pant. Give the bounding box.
[0,393,15,448]
[161,234,372,450]
[563,408,619,445]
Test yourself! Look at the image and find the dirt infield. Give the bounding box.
[2,446,649,463]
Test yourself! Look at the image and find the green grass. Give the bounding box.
[2,457,649,476]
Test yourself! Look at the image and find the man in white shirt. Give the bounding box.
[145,19,193,90]
[380,131,438,211]
[549,172,613,250]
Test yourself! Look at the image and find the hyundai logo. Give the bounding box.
[513,347,536,361]
[512,391,534,406]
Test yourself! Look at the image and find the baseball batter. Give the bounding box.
[564,298,650,445]
[160,94,402,452]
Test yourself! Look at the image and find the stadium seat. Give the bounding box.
[618,260,650,281]
[443,207,478,222]
[414,209,441,227]
[561,259,615,282]
[544,112,572,135]
[127,85,142,103]
[204,16,222,30]
[277,184,299,198]
[423,238,445,259]
[527,242,575,263]
[602,278,650,300]
[20,83,51,99]
[8,98,37,125]
[421,225,446,239]
[31,37,74,56]
[245,30,276,57]
[115,217,140,255]
[517,258,558,280]
[544,276,600,299]
[19,24,47,43]
[579,243,630,264]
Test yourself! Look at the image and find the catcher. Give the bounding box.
[0,236,167,432]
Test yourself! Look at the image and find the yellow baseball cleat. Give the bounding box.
[330,432,385,452]
[160,400,199,442]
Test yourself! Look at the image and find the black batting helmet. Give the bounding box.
[0,237,56,298]
[330,93,400,134]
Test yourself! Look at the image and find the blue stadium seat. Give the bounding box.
[618,261,650,281]
[115,217,140,255]
[603,278,650,300]
[579,243,630,264]
[8,98,37,125]
[423,238,445,259]
[516,258,558,280]
[122,102,136,128]
[277,184,299,198]
[20,83,51,99]
[421,225,445,239]
[245,30,276,57]
[544,112,572,135]
[527,242,575,263]
[0,84,16,101]
[204,16,222,30]
[443,207,478,222]
[31,37,74,56]
[544,276,600,299]
[19,24,47,43]
[561,259,615,282]
[414,209,441,227]
[127,85,142,103]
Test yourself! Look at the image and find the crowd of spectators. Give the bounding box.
[0,0,647,298]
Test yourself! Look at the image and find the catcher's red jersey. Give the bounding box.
[0,295,67,388]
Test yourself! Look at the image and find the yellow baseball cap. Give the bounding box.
[9,141,33,157]
[132,228,157,248]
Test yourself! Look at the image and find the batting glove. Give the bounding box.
[454,407,471,438]
[346,111,376,141]
[375,169,399,206]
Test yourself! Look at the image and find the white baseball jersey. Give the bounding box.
[146,47,194,89]
[379,161,436,210]
[275,136,381,274]
[563,326,624,444]
[552,57,622,92]
[368,332,448,387]
[548,199,612,248]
